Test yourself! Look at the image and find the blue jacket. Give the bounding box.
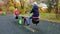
[30,4,39,17]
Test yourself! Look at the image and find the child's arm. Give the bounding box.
[30,8,34,13]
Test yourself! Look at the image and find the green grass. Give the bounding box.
[40,13,60,23]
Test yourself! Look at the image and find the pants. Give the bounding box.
[26,16,32,24]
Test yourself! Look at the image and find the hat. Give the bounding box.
[32,2,38,6]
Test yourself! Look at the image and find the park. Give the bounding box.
[0,0,60,34]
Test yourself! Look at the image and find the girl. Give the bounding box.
[14,8,19,19]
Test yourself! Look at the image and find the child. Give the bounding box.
[29,2,39,25]
[14,7,19,19]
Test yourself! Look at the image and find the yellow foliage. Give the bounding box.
[8,2,14,6]
[16,3,20,7]
[9,6,15,12]
[39,7,45,13]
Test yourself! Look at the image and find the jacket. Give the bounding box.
[30,4,39,17]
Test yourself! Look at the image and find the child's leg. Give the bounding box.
[26,18,29,25]
[26,16,32,25]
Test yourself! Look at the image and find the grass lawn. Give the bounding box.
[40,13,60,23]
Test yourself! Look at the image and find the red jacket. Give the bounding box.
[14,9,19,16]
